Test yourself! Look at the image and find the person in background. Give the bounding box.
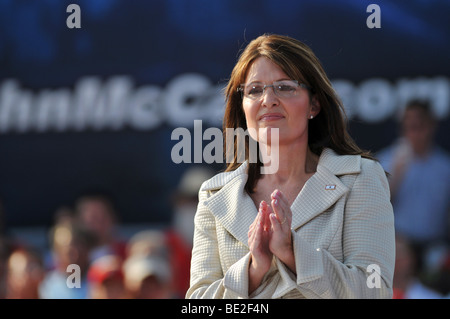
[171,166,216,248]
[87,254,127,299]
[39,220,94,299]
[5,246,45,299]
[124,229,174,299]
[122,254,173,299]
[0,238,8,299]
[125,229,168,261]
[0,198,12,299]
[427,252,450,298]
[393,235,442,299]
[43,205,76,271]
[74,192,127,263]
[166,166,215,298]
[377,99,450,271]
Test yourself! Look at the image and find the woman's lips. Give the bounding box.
[259,113,284,121]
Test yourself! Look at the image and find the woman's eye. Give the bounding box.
[248,86,263,95]
[278,85,295,92]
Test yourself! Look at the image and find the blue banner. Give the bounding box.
[0,0,449,226]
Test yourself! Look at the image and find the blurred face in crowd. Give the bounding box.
[173,197,198,246]
[78,199,115,244]
[136,275,172,299]
[6,250,44,299]
[87,254,127,299]
[401,107,435,156]
[90,276,127,299]
[53,225,90,272]
[393,236,416,290]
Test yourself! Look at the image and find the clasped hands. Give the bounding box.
[248,189,296,292]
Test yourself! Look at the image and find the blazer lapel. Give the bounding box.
[201,148,361,244]
[203,162,256,248]
[290,148,361,230]
[290,165,349,231]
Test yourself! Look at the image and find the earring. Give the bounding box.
[310,115,314,119]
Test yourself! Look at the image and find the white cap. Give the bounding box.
[177,166,215,198]
[123,255,171,291]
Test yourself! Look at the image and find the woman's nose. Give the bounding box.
[261,86,279,107]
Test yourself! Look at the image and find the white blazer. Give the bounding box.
[186,148,395,299]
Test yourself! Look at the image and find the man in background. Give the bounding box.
[377,99,450,274]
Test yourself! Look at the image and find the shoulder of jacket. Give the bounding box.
[318,148,361,175]
[200,161,249,192]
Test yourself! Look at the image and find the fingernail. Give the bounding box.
[272,189,280,198]
[274,199,278,206]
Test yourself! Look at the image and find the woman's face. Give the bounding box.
[242,57,319,147]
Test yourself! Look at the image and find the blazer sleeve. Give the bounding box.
[276,159,396,298]
[185,187,227,298]
[186,187,279,299]
[185,185,252,299]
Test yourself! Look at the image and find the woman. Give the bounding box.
[186,34,395,299]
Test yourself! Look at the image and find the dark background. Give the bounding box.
[0,0,449,228]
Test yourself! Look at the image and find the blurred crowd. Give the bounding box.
[0,98,449,299]
[377,99,450,299]
[0,165,215,299]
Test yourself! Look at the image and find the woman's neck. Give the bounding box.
[261,140,319,186]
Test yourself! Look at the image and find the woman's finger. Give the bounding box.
[271,189,289,207]
[270,190,291,226]
[260,200,273,232]
[249,200,265,237]
[252,214,266,255]
[271,196,286,225]
[269,212,281,232]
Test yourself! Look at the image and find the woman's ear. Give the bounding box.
[310,95,321,118]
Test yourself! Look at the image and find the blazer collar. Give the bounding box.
[317,148,361,176]
[200,161,249,192]
[202,148,361,246]
[202,161,256,248]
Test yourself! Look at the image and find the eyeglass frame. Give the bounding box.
[237,80,313,100]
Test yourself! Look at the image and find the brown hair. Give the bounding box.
[223,34,375,193]
[403,99,435,122]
